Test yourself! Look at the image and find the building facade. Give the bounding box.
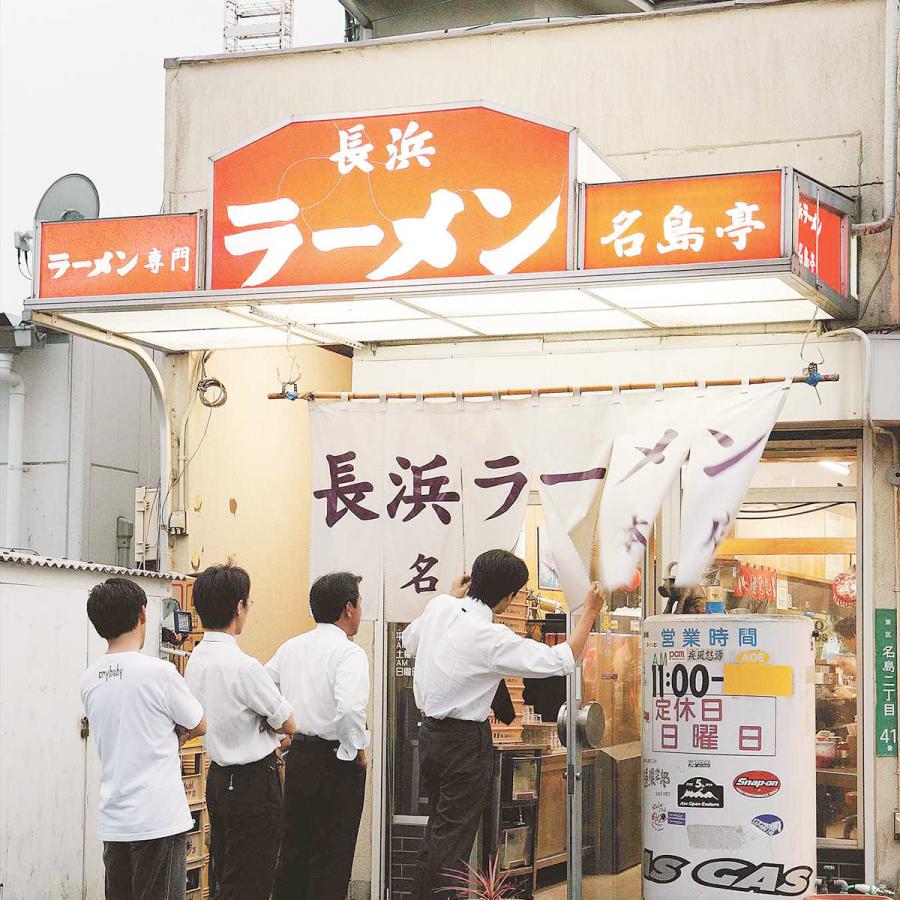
[10,0,893,896]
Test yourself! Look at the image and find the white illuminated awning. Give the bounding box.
[34,267,831,353]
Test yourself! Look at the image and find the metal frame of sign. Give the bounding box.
[24,160,858,323]
[577,167,793,267]
[32,211,207,300]
[205,101,580,291]
[789,168,857,310]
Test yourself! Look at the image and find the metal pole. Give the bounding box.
[268,373,838,401]
[30,312,172,571]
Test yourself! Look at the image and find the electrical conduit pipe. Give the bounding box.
[852,0,899,236]
[0,353,25,550]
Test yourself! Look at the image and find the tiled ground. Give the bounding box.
[535,864,642,900]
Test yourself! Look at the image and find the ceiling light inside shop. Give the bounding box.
[819,460,852,476]
[589,277,805,309]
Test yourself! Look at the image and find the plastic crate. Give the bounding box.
[181,745,204,777]
[186,810,208,862]
[183,772,204,805]
[186,856,207,897]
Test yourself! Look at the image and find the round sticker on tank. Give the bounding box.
[734,771,781,798]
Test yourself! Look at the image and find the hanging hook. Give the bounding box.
[804,361,823,405]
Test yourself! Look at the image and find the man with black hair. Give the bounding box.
[81,577,206,900]
[184,563,296,900]
[402,549,605,898]
[266,571,370,900]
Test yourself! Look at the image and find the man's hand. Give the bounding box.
[450,575,471,598]
[356,749,368,769]
[583,582,606,617]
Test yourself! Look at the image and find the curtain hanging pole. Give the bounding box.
[266,372,838,401]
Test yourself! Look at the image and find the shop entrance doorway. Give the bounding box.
[384,498,648,900]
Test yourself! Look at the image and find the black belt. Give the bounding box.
[291,733,340,750]
[422,716,489,732]
[209,750,277,772]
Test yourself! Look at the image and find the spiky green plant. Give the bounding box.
[443,855,521,900]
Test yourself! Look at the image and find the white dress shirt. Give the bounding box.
[266,623,371,762]
[185,632,292,766]
[402,594,576,722]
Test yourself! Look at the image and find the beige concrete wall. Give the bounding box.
[165,0,892,324]
[169,345,352,663]
[165,345,375,889]
[870,430,900,889]
[162,1,899,888]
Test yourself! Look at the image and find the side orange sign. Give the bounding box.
[583,171,783,269]
[796,194,845,296]
[210,106,572,290]
[37,214,200,299]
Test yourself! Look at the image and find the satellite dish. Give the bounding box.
[34,173,99,223]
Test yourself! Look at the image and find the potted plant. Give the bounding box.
[445,856,522,900]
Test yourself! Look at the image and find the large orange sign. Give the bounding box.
[37,214,200,299]
[583,172,783,270]
[210,105,572,290]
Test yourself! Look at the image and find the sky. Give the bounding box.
[0,0,345,316]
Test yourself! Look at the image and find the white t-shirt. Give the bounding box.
[81,651,204,842]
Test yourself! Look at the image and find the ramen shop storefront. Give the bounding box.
[23,102,888,900]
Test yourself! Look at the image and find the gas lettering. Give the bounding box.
[691,858,812,895]
[643,849,689,885]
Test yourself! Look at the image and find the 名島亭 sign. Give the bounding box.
[210,105,573,290]
[796,193,846,297]
[583,171,783,270]
[36,213,201,299]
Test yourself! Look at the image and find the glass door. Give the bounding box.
[560,605,645,900]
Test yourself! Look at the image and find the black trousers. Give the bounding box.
[273,736,366,900]
[206,752,283,900]
[412,718,494,899]
[103,832,187,900]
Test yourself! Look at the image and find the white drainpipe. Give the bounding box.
[0,353,25,550]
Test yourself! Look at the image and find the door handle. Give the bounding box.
[556,701,605,749]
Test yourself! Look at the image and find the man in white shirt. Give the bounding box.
[184,564,296,900]
[266,571,370,900]
[402,549,604,898]
[81,577,206,900]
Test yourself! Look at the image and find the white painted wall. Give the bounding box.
[0,337,160,562]
[0,561,168,900]
[353,331,866,425]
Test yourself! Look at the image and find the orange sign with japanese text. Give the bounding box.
[210,106,572,290]
[37,214,200,299]
[796,194,845,296]
[583,172,783,270]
